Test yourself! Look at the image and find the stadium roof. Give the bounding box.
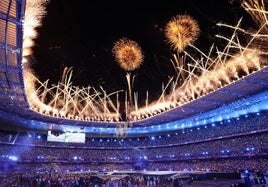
[0,0,267,137]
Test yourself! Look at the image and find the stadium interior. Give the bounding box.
[0,0,268,186]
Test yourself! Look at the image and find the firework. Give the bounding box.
[165,14,200,53]
[112,37,144,71]
[23,0,267,129]
[241,0,267,28]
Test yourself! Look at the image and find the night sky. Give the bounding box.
[32,0,255,105]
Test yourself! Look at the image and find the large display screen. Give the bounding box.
[47,130,85,143]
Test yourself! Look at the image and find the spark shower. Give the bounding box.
[22,0,268,131]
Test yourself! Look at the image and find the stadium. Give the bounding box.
[0,0,267,186]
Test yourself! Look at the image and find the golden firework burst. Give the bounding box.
[112,37,144,71]
[165,14,200,53]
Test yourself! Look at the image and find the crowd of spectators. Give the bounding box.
[0,110,267,186]
[1,110,268,148]
[1,133,267,163]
